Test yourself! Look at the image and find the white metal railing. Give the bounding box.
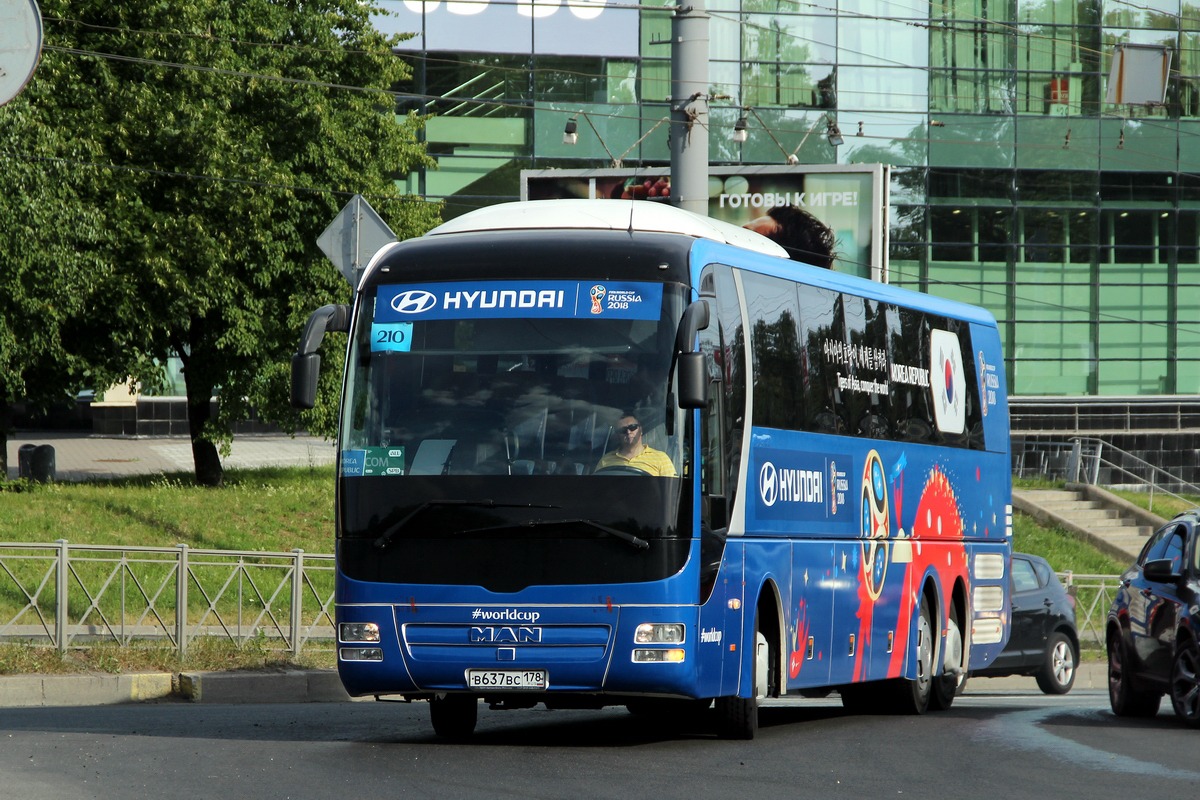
[1010,395,1200,433]
[1059,572,1121,650]
[1013,436,1198,513]
[0,542,1122,658]
[0,541,335,656]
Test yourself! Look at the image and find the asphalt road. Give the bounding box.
[0,688,1195,800]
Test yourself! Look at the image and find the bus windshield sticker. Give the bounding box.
[370,322,413,353]
[341,447,406,477]
[341,449,367,477]
[374,281,663,322]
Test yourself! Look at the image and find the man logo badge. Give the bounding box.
[469,626,543,644]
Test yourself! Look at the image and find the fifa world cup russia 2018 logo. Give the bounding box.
[860,449,890,600]
[978,350,989,418]
[590,285,606,315]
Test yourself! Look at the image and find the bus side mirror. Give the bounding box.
[677,352,708,409]
[674,300,710,357]
[291,353,321,410]
[290,304,351,410]
[666,299,711,428]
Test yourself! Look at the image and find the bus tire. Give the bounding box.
[930,599,965,710]
[715,627,767,739]
[886,599,934,715]
[430,693,478,739]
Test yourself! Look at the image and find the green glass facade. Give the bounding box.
[397,0,1200,397]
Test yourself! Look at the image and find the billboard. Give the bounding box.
[521,164,890,282]
[373,0,639,58]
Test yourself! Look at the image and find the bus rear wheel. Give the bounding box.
[430,693,478,739]
[930,601,964,710]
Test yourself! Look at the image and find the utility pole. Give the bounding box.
[669,0,709,216]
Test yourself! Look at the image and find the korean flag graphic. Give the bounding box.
[931,329,966,435]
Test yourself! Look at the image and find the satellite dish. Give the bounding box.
[0,0,44,107]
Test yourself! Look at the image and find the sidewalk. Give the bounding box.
[0,669,354,707]
[5,430,335,482]
[0,663,1109,708]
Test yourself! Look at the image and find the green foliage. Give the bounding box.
[0,1,441,481]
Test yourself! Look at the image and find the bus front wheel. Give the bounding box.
[716,627,767,739]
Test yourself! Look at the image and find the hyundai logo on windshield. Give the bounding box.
[374,280,663,323]
[390,290,437,314]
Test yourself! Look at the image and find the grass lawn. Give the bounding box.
[0,466,334,552]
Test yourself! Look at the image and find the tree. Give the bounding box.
[0,86,135,477]
[2,0,439,485]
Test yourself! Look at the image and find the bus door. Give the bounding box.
[696,271,745,699]
[697,541,745,698]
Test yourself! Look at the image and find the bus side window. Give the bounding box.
[886,306,937,444]
[699,265,745,530]
[796,285,843,434]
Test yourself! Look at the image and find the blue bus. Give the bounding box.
[291,199,1012,739]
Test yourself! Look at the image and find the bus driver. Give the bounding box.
[594,414,677,477]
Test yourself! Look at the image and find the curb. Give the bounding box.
[967,660,1107,694]
[177,670,351,704]
[0,664,1108,708]
[0,669,351,707]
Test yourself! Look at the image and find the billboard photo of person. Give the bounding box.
[744,205,838,269]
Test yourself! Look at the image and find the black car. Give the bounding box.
[970,552,1079,694]
[1107,509,1200,726]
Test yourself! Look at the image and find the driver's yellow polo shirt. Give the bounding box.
[594,447,677,477]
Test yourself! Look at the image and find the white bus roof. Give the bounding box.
[425,199,790,259]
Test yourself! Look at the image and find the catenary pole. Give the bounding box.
[669,0,709,216]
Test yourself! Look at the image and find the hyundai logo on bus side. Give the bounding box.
[759,462,779,507]
[758,459,824,509]
[390,290,438,314]
[469,626,543,643]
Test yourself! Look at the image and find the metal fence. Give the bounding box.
[0,541,335,656]
[1060,572,1120,651]
[1013,436,1199,512]
[0,541,1118,660]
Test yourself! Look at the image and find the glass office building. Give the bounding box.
[381,0,1200,398]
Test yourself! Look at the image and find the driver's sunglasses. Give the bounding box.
[618,424,640,434]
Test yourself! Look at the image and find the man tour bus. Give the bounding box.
[291,199,1012,739]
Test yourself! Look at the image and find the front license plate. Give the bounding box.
[466,669,547,690]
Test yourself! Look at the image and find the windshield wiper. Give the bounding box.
[456,517,650,551]
[373,500,559,551]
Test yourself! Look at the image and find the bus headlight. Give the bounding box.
[339,647,384,662]
[633,649,686,663]
[340,622,380,642]
[635,623,685,644]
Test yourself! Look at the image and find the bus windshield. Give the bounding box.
[335,278,692,590]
